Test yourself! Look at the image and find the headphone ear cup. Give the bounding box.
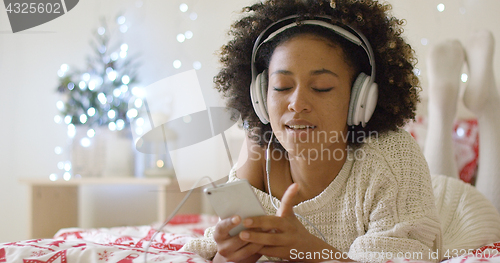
[259,69,269,120]
[347,73,367,126]
[348,73,378,127]
[250,70,270,124]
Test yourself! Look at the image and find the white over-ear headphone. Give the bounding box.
[250,15,379,127]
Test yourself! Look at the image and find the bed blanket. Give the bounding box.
[1,214,500,262]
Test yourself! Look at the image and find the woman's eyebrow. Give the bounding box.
[269,69,293,76]
[269,69,339,77]
[310,68,339,77]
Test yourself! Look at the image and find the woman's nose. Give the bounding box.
[287,86,312,113]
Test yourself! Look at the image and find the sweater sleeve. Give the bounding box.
[348,130,443,263]
[178,226,218,260]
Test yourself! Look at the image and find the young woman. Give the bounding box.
[182,0,442,262]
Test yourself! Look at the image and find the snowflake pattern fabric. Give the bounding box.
[0,214,216,263]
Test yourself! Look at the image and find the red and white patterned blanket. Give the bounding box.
[2,215,500,262]
[0,214,216,263]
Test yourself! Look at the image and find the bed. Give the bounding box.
[1,213,500,263]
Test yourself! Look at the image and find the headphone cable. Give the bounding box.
[265,133,327,242]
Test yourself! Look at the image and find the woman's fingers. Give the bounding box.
[277,183,299,217]
[213,216,241,241]
[223,242,264,262]
[217,235,250,258]
[239,230,288,246]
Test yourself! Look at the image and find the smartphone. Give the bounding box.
[204,180,266,236]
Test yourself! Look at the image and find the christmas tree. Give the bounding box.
[56,15,140,131]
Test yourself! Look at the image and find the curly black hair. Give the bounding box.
[214,0,420,149]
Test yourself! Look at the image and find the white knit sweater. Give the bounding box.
[181,129,443,262]
[431,174,500,256]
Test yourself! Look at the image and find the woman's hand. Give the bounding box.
[212,216,263,263]
[238,183,349,262]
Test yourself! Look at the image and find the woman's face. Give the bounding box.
[267,34,354,157]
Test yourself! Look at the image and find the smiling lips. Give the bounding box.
[286,124,316,129]
[285,121,316,140]
[285,119,317,130]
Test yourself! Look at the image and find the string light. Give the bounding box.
[136,117,144,126]
[79,81,87,90]
[56,101,65,110]
[63,172,71,181]
[57,69,65,77]
[87,107,96,117]
[134,98,143,108]
[54,147,63,155]
[108,109,116,119]
[117,16,126,25]
[113,88,121,97]
[49,173,58,181]
[87,128,96,138]
[437,3,445,12]
[179,3,188,12]
[88,81,96,91]
[103,56,110,64]
[131,87,144,97]
[64,115,72,124]
[54,115,62,124]
[97,27,105,35]
[120,85,129,93]
[108,122,117,131]
[107,70,117,81]
[98,93,107,104]
[80,114,88,124]
[120,25,128,33]
[122,75,130,84]
[82,73,90,81]
[80,137,91,147]
[60,64,69,72]
[177,33,186,42]
[173,60,182,69]
[67,124,76,138]
[193,61,202,70]
[116,119,125,130]
[127,108,138,118]
[461,73,468,83]
[64,161,72,171]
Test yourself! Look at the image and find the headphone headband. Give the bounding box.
[251,15,376,85]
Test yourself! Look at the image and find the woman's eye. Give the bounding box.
[312,87,334,92]
[272,87,292,91]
